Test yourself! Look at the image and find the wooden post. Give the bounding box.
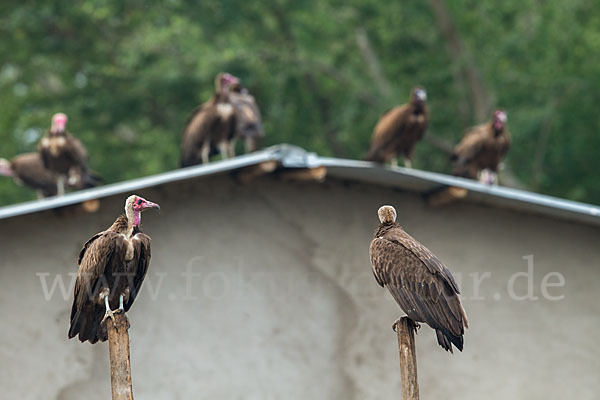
[396,317,419,400]
[106,310,134,400]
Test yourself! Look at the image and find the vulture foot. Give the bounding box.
[403,158,412,169]
[392,317,420,333]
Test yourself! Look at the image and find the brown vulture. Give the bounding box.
[68,195,159,344]
[180,73,240,167]
[229,82,264,153]
[451,110,511,185]
[38,113,102,195]
[0,153,58,198]
[365,87,428,168]
[369,205,468,352]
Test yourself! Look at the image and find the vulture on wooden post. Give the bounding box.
[369,205,468,353]
[38,113,102,195]
[180,73,240,167]
[365,87,428,168]
[451,110,511,185]
[0,153,58,198]
[68,195,159,344]
[229,82,264,153]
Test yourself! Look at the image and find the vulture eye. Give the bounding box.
[137,199,143,205]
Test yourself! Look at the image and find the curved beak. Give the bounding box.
[143,200,160,211]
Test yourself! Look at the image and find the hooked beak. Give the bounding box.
[143,200,160,211]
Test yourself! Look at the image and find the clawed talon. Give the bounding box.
[101,308,116,325]
[392,317,421,334]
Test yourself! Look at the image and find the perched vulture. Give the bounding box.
[369,205,468,352]
[0,153,58,198]
[229,82,264,153]
[38,113,101,195]
[365,87,428,168]
[68,195,159,344]
[180,73,240,167]
[451,110,510,185]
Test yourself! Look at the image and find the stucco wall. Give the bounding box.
[0,174,598,399]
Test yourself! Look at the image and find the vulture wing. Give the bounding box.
[69,231,127,343]
[124,233,152,312]
[229,90,264,138]
[10,153,57,197]
[366,105,409,162]
[181,103,216,167]
[370,227,468,352]
[66,134,89,168]
[452,125,486,164]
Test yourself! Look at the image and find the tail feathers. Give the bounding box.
[81,171,103,188]
[436,329,464,353]
[68,304,108,344]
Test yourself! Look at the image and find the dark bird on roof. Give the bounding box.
[369,205,468,352]
[451,110,511,185]
[68,195,159,344]
[180,73,240,167]
[38,113,102,196]
[0,153,58,198]
[365,87,428,168]
[229,82,265,154]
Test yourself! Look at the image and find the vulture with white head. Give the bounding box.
[68,195,160,344]
[0,152,58,198]
[229,82,264,153]
[369,205,468,352]
[366,87,428,168]
[451,110,511,185]
[180,73,240,167]
[38,113,101,195]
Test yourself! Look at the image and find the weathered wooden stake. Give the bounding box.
[106,310,134,400]
[396,317,419,400]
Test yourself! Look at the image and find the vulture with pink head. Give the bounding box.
[451,110,511,184]
[38,113,101,195]
[366,87,428,168]
[180,73,240,167]
[369,205,468,353]
[0,153,58,198]
[68,195,159,344]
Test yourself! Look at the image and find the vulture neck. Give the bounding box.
[125,207,142,237]
[375,222,400,237]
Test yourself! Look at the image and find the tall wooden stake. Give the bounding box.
[106,310,134,400]
[396,317,419,400]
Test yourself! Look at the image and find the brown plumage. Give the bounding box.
[369,205,468,353]
[451,110,511,184]
[68,195,159,344]
[180,73,240,167]
[0,153,58,198]
[366,87,428,168]
[38,113,101,195]
[229,82,264,153]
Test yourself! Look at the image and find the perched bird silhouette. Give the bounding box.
[0,153,58,198]
[451,110,510,185]
[68,195,159,344]
[229,82,264,154]
[369,205,468,352]
[365,87,428,168]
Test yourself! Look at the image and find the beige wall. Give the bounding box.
[0,175,598,400]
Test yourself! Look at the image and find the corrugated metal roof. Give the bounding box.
[1,144,599,226]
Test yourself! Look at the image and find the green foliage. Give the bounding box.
[0,0,598,206]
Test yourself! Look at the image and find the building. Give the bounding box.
[0,145,598,399]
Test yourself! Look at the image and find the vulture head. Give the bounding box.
[50,113,68,135]
[0,158,13,177]
[493,110,507,132]
[411,87,427,106]
[377,205,397,224]
[125,195,160,227]
[215,73,240,94]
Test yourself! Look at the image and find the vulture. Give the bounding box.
[229,82,264,153]
[180,73,240,167]
[0,152,58,198]
[38,113,102,195]
[68,194,159,344]
[451,110,510,185]
[369,205,468,352]
[365,87,428,168]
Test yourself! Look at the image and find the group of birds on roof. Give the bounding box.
[0,74,510,200]
[68,193,468,354]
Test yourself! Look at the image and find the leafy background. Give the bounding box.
[0,0,598,206]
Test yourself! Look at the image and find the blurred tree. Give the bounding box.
[0,0,598,206]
